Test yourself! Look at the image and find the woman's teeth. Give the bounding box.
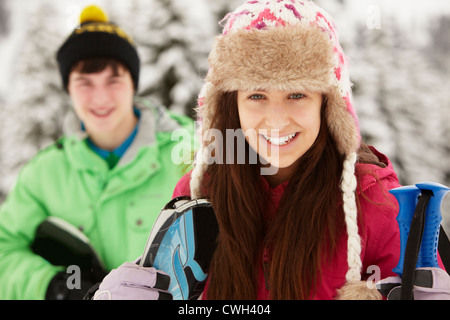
[263,133,298,146]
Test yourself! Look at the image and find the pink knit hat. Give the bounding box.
[190,0,377,299]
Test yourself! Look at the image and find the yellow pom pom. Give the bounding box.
[79,5,109,24]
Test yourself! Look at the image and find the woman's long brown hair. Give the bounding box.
[204,91,376,300]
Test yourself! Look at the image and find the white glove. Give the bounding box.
[93,262,172,300]
[377,267,450,300]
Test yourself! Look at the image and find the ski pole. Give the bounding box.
[389,185,421,277]
[415,182,450,269]
[390,182,449,299]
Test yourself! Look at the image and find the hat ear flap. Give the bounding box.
[190,83,223,199]
[325,88,360,155]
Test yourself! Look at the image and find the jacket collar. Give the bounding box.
[355,147,399,193]
[62,99,181,170]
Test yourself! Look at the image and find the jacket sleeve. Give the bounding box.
[363,199,401,281]
[0,161,63,299]
[359,178,402,282]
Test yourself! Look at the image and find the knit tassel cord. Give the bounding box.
[336,152,382,300]
[342,152,362,281]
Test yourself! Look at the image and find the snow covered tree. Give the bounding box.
[104,0,217,118]
[350,17,449,188]
[427,15,450,72]
[0,1,70,198]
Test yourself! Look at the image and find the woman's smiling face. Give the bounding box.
[237,89,323,179]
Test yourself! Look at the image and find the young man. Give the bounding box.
[0,6,195,299]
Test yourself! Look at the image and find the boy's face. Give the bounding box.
[67,63,135,143]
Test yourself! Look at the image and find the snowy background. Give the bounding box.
[0,0,449,227]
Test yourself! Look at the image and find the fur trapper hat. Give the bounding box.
[190,0,380,300]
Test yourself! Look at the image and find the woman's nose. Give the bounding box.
[264,103,291,129]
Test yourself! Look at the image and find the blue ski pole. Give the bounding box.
[390,182,449,299]
[390,182,449,277]
[415,182,450,269]
[390,185,421,277]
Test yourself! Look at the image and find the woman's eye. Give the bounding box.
[249,94,265,100]
[290,93,305,99]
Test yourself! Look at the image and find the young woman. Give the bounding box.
[180,0,405,300]
[95,0,404,300]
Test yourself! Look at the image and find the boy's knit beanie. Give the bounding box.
[56,5,140,91]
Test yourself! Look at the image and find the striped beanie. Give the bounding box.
[190,0,379,299]
[56,5,140,91]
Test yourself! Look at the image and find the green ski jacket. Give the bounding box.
[0,100,196,299]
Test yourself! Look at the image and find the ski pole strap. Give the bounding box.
[400,190,432,300]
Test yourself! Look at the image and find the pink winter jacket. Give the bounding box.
[172,147,403,299]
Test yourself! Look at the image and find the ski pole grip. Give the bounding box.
[415,182,450,269]
[390,186,421,277]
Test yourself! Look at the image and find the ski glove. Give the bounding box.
[92,262,172,300]
[377,267,450,300]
